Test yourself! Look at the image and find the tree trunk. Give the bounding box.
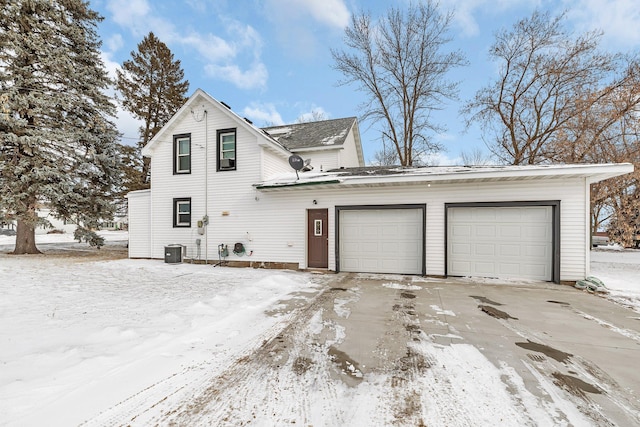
[12,219,41,254]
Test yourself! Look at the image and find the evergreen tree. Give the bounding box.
[116,32,189,188]
[0,0,120,254]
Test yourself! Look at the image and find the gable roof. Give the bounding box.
[262,117,358,151]
[254,163,634,191]
[142,88,289,157]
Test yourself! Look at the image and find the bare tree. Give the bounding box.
[590,117,640,244]
[463,10,638,165]
[332,1,466,166]
[371,139,401,166]
[460,147,494,165]
[295,109,328,123]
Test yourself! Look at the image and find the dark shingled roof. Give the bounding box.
[261,117,357,150]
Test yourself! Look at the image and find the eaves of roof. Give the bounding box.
[142,89,290,158]
[254,163,634,192]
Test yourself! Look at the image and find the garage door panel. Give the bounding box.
[523,208,549,221]
[475,244,495,256]
[451,243,471,255]
[475,225,496,237]
[475,209,497,221]
[522,264,548,277]
[522,225,549,239]
[499,225,521,239]
[525,244,549,258]
[475,262,496,274]
[448,206,552,281]
[339,208,423,275]
[497,209,522,221]
[499,244,521,256]
[499,263,520,275]
[452,225,472,238]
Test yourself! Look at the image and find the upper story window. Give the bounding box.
[173,134,191,174]
[217,128,236,171]
[173,198,191,227]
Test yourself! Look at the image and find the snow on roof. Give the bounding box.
[262,117,357,150]
[255,163,634,190]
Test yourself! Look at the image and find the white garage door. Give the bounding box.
[448,206,553,281]
[339,208,423,274]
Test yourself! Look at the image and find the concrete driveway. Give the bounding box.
[148,272,640,426]
[316,273,640,426]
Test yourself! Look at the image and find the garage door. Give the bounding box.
[447,206,553,281]
[339,208,423,274]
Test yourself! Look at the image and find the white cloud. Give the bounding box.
[106,0,150,28]
[198,20,268,89]
[181,32,236,63]
[565,0,640,49]
[104,1,268,90]
[99,52,144,145]
[99,51,120,83]
[265,0,349,29]
[205,62,268,90]
[105,34,124,53]
[446,0,639,48]
[243,102,285,126]
[305,0,350,28]
[296,106,330,122]
[115,107,145,146]
[263,0,350,57]
[420,151,464,166]
[444,0,540,37]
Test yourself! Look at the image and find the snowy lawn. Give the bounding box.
[1,232,639,426]
[0,232,326,426]
[590,246,640,312]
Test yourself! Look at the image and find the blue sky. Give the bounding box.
[93,0,640,164]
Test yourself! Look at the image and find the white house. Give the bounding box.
[127,89,633,283]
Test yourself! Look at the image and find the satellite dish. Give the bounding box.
[288,155,304,171]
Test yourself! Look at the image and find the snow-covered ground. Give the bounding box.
[0,232,638,426]
[591,246,640,312]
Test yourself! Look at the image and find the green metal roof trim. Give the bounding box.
[254,179,342,190]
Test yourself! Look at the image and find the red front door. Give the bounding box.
[308,209,328,268]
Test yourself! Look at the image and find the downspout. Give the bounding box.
[205,110,209,263]
[585,176,591,278]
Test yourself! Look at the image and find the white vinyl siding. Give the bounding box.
[126,190,151,258]
[293,149,339,172]
[447,206,553,281]
[250,178,587,281]
[261,149,291,180]
[147,94,263,261]
[338,127,364,167]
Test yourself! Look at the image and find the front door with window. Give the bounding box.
[308,209,328,268]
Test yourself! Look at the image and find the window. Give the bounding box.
[217,128,236,171]
[173,134,191,174]
[173,198,191,227]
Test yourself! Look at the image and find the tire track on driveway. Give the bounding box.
[154,275,358,426]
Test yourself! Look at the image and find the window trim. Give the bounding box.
[216,128,236,171]
[173,197,191,228]
[173,133,191,175]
